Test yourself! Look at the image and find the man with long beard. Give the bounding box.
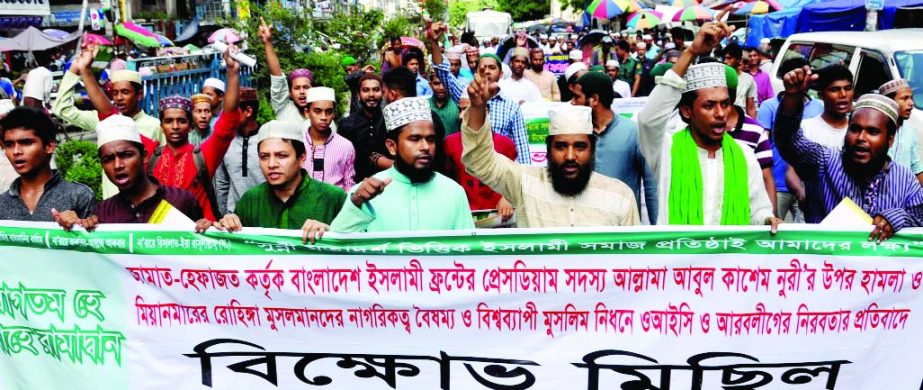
[462,74,640,228]
[330,96,473,232]
[340,73,387,182]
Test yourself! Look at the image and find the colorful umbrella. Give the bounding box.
[733,0,771,15]
[588,0,625,19]
[614,0,643,13]
[115,23,160,48]
[42,29,70,40]
[400,37,424,50]
[84,33,113,46]
[627,10,664,29]
[671,0,699,7]
[154,34,174,46]
[208,28,241,44]
[672,5,715,22]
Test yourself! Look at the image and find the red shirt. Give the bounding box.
[99,109,241,221]
[443,132,517,210]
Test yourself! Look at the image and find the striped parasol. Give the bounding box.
[614,0,644,13]
[587,0,626,19]
[671,0,699,7]
[672,5,715,22]
[627,10,664,29]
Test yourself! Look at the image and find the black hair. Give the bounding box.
[0,106,57,145]
[577,75,615,107]
[814,64,853,91]
[382,67,417,98]
[389,36,402,44]
[724,43,742,60]
[461,31,478,47]
[616,40,630,52]
[779,57,810,75]
[698,56,720,64]
[258,138,307,158]
[239,100,260,116]
[677,90,698,124]
[401,50,425,71]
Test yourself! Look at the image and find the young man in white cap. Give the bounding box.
[52,44,166,199]
[463,74,639,227]
[524,47,561,102]
[201,77,225,125]
[559,51,586,102]
[92,115,202,225]
[500,47,542,105]
[0,107,95,224]
[777,68,923,241]
[201,120,347,244]
[303,86,356,190]
[605,60,632,99]
[638,22,779,228]
[880,78,923,185]
[330,96,473,232]
[428,23,531,165]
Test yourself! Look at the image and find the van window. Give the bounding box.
[895,50,923,110]
[854,50,892,97]
[776,42,855,79]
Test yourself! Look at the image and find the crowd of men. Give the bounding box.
[1,17,920,244]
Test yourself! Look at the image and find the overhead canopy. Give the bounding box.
[0,26,79,52]
[745,7,801,47]
[797,0,923,32]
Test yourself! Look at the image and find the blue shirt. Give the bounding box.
[0,77,16,100]
[756,95,824,193]
[416,74,432,98]
[434,61,531,164]
[593,114,658,223]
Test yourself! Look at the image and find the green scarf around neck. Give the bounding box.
[668,128,750,225]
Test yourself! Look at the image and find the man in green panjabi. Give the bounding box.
[330,96,474,232]
[197,120,347,243]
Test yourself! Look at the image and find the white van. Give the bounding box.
[465,9,513,41]
[769,29,923,151]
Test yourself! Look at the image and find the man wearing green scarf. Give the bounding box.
[638,22,780,230]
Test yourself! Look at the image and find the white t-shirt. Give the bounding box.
[612,79,632,99]
[22,66,53,104]
[499,76,542,104]
[802,116,847,151]
[735,71,757,111]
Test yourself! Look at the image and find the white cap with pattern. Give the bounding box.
[110,70,142,84]
[97,115,141,147]
[256,120,305,145]
[306,87,336,104]
[203,77,225,92]
[383,97,432,132]
[879,79,910,96]
[682,63,727,93]
[853,94,900,126]
[548,105,592,136]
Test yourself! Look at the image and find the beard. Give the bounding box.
[394,154,435,184]
[548,159,594,196]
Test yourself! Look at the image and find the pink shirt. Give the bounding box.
[302,130,356,191]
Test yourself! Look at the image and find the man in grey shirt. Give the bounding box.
[215,88,265,216]
[0,107,95,224]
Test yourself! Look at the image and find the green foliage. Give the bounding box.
[496,0,550,22]
[55,140,102,200]
[563,0,586,14]
[380,16,415,47]
[422,0,449,21]
[315,9,385,66]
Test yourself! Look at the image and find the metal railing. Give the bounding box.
[128,51,253,116]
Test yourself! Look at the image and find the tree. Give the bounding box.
[496,0,550,22]
[422,0,449,21]
[448,0,499,28]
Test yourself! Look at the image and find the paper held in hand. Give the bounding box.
[821,198,873,227]
[148,199,196,227]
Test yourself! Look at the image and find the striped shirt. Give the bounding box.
[775,109,923,229]
[434,61,531,164]
[302,130,356,191]
[729,106,773,170]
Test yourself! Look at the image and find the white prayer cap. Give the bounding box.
[383,96,432,132]
[853,94,900,126]
[664,42,676,50]
[569,49,583,61]
[642,34,653,40]
[605,60,619,68]
[637,42,647,49]
[305,86,336,104]
[683,63,727,93]
[110,70,141,84]
[96,115,141,148]
[879,79,910,96]
[548,105,592,136]
[760,38,771,45]
[256,120,305,145]
[564,62,588,81]
[202,77,225,92]
[0,99,14,116]
[540,33,548,39]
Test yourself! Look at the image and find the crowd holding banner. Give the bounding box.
[1,4,923,389]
